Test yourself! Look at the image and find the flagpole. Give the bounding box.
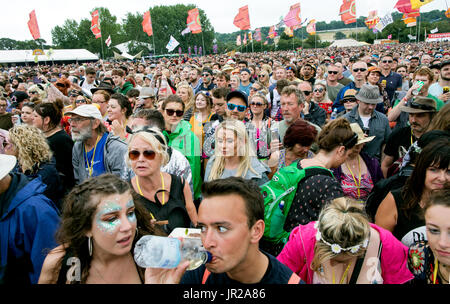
[100,35,105,60]
[201,32,206,56]
[152,34,156,56]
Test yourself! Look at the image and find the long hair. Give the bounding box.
[176,82,195,113]
[401,138,450,218]
[53,174,162,284]
[208,120,257,181]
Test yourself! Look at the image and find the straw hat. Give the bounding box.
[350,123,375,145]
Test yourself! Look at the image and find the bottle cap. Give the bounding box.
[205,251,213,263]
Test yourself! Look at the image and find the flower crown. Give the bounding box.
[314,222,369,254]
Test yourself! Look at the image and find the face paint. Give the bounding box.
[95,201,122,234]
[126,199,137,223]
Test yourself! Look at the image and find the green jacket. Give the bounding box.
[164,120,202,199]
[116,81,134,95]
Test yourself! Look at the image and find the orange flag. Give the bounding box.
[339,0,356,24]
[91,10,102,39]
[187,8,202,34]
[27,10,41,40]
[233,5,251,30]
[142,11,153,36]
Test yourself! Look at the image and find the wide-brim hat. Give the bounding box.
[355,84,382,104]
[400,96,437,114]
[139,87,156,99]
[91,81,115,94]
[350,123,375,145]
[65,104,103,120]
[0,154,17,180]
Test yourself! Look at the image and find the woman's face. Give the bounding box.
[177,88,189,103]
[128,136,162,177]
[230,77,239,89]
[21,106,34,125]
[313,86,325,101]
[107,98,125,122]
[317,66,324,76]
[216,128,237,157]
[250,96,266,115]
[343,99,357,112]
[397,67,407,78]
[88,192,137,258]
[348,143,364,158]
[425,205,450,267]
[31,110,45,130]
[75,96,87,108]
[289,143,311,160]
[368,72,380,85]
[195,94,209,111]
[424,165,450,191]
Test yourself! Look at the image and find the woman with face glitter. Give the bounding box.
[38,174,168,284]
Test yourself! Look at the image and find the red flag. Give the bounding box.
[267,26,277,39]
[233,5,251,30]
[27,10,41,40]
[394,0,420,14]
[339,0,356,24]
[91,10,102,39]
[284,3,302,28]
[187,8,202,34]
[142,11,153,36]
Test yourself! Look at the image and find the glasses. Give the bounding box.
[29,91,38,95]
[342,98,357,104]
[202,73,211,77]
[250,102,264,107]
[328,71,338,75]
[75,99,85,104]
[353,68,367,72]
[251,87,260,92]
[227,103,247,112]
[165,109,184,117]
[302,91,312,96]
[382,60,393,63]
[68,117,91,124]
[258,74,266,78]
[0,104,7,108]
[128,150,156,161]
[313,88,324,93]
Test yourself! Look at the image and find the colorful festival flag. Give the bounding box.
[387,34,392,39]
[166,36,180,52]
[446,8,450,18]
[254,28,262,41]
[284,3,302,28]
[181,27,191,36]
[403,13,417,27]
[233,5,251,30]
[284,26,294,37]
[365,10,380,29]
[430,27,438,33]
[236,35,241,46]
[395,0,419,13]
[243,33,247,45]
[267,26,277,39]
[410,0,434,10]
[375,12,394,32]
[142,11,153,37]
[187,8,202,34]
[105,35,111,47]
[27,10,41,40]
[91,10,101,39]
[306,19,316,35]
[339,0,357,24]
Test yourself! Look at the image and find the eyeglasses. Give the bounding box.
[29,91,38,95]
[382,60,393,63]
[328,71,338,75]
[251,87,260,92]
[250,102,264,107]
[165,109,184,117]
[128,150,156,161]
[227,103,247,112]
[313,88,324,93]
[68,117,91,123]
[353,68,367,72]
[0,104,7,108]
[302,91,312,96]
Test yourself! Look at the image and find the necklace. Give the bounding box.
[84,135,101,177]
[345,156,362,199]
[332,262,352,284]
[136,172,166,206]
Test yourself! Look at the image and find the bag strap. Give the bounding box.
[348,250,366,284]
[202,268,211,284]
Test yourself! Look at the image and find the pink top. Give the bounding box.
[277,222,414,284]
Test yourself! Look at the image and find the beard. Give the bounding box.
[71,125,93,142]
[441,75,450,81]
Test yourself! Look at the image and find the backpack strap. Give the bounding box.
[348,249,367,284]
[300,165,334,182]
[202,268,211,284]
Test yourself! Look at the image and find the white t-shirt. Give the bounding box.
[360,115,370,129]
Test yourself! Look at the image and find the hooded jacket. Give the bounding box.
[0,174,60,284]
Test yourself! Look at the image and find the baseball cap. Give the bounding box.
[0,154,17,180]
[226,90,248,107]
[65,104,103,120]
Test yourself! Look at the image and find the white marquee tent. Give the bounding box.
[0,49,98,64]
[329,39,369,48]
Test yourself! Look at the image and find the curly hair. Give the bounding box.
[9,124,52,173]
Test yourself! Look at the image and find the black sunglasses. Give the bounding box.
[128,150,156,161]
[29,91,38,95]
[250,102,264,107]
[341,98,357,104]
[353,68,367,72]
[313,88,324,93]
[302,91,312,96]
[165,109,184,117]
[328,71,338,75]
[342,132,358,149]
[382,60,393,63]
[227,103,247,112]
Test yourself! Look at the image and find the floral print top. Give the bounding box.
[408,241,444,284]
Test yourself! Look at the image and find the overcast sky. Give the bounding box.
[0,0,447,44]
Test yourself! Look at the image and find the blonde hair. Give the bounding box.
[311,197,371,272]
[208,120,257,181]
[176,82,195,113]
[9,125,53,173]
[125,127,169,169]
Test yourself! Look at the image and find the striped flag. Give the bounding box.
[105,35,111,47]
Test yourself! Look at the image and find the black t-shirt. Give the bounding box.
[383,126,416,161]
[392,188,425,242]
[47,129,75,190]
[180,251,303,284]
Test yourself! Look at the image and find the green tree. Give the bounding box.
[334,31,346,40]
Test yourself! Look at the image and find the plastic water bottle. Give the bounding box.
[134,235,212,270]
[330,109,338,120]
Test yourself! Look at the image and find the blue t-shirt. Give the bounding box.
[180,251,303,284]
[84,132,108,177]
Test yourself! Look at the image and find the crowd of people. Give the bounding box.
[0,40,449,285]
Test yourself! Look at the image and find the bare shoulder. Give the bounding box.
[38,245,67,284]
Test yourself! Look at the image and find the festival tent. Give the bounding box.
[0,49,98,64]
[329,38,368,47]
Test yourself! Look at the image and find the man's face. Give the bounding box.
[414,74,431,94]
[181,68,190,80]
[441,64,450,81]
[0,99,7,115]
[286,68,296,80]
[202,72,212,85]
[352,62,368,81]
[281,93,302,123]
[189,70,199,82]
[357,101,376,116]
[421,55,432,65]
[238,63,247,70]
[216,76,228,88]
[275,68,286,80]
[198,194,257,274]
[409,112,432,135]
[92,93,108,116]
[226,97,247,121]
[240,71,250,83]
[69,115,94,142]
[327,66,339,82]
[112,75,124,87]
[86,73,96,84]
[301,65,312,77]
[380,56,393,71]
[137,65,145,73]
[212,97,227,117]
[409,58,419,69]
[298,82,312,102]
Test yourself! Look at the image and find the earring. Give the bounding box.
[135,227,139,239]
[88,236,93,256]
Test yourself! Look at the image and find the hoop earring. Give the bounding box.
[88,236,93,256]
[135,227,139,239]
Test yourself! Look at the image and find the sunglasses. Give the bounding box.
[251,87,260,91]
[328,71,338,74]
[313,88,324,93]
[75,99,85,104]
[250,102,264,107]
[353,68,367,72]
[202,73,211,77]
[302,91,312,96]
[382,60,393,63]
[165,109,184,117]
[227,103,247,112]
[258,74,266,77]
[128,150,156,161]
[342,98,357,104]
[29,91,38,95]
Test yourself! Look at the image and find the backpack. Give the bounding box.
[261,161,334,245]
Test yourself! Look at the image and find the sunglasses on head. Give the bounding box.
[328,71,338,75]
[227,103,247,112]
[128,150,156,161]
[165,109,184,117]
[343,132,358,149]
[353,68,367,72]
